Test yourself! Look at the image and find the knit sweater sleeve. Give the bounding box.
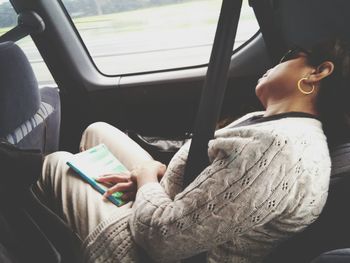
[129,129,302,262]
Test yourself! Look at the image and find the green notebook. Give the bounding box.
[67,144,128,206]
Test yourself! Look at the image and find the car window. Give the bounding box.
[0,0,56,87]
[61,0,259,75]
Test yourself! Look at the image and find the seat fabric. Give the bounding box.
[0,41,60,154]
[311,249,350,263]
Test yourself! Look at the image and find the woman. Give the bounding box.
[36,38,350,263]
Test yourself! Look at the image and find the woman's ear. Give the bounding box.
[306,61,335,84]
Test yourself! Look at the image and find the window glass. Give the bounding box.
[62,0,259,75]
[0,0,56,87]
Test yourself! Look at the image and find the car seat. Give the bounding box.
[264,142,350,263]
[0,40,81,262]
[0,41,60,154]
[311,248,350,263]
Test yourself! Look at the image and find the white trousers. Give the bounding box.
[35,122,153,241]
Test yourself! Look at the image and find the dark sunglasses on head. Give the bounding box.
[279,46,311,64]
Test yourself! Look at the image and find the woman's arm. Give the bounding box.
[129,131,302,262]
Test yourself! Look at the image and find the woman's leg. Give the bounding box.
[79,122,153,170]
[35,122,150,241]
[35,151,132,241]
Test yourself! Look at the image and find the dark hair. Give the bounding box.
[306,38,350,148]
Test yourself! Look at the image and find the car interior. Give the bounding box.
[0,0,350,262]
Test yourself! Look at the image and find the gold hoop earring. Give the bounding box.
[297,78,315,95]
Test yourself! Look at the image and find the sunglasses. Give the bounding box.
[279,47,311,64]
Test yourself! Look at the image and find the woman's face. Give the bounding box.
[255,51,315,107]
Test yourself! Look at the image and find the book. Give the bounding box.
[66,144,128,206]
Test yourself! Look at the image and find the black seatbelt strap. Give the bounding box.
[0,11,45,43]
[183,0,242,187]
[182,0,242,262]
[249,0,286,64]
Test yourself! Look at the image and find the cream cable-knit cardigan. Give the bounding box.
[82,112,331,263]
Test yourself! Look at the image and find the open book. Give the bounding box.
[66,144,127,206]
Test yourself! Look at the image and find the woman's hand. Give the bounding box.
[96,173,137,202]
[96,160,166,202]
[131,160,167,189]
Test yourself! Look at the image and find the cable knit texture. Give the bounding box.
[82,112,331,263]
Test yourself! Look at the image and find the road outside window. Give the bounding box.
[62,0,259,75]
[0,0,56,87]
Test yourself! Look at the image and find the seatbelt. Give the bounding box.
[183,0,242,189]
[0,11,45,43]
[249,0,286,64]
[182,0,242,262]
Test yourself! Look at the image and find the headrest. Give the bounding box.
[0,41,40,138]
[276,0,350,49]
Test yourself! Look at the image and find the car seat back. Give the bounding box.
[264,142,350,263]
[0,41,40,137]
[0,41,60,154]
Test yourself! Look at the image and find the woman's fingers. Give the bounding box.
[103,181,136,198]
[96,173,130,184]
